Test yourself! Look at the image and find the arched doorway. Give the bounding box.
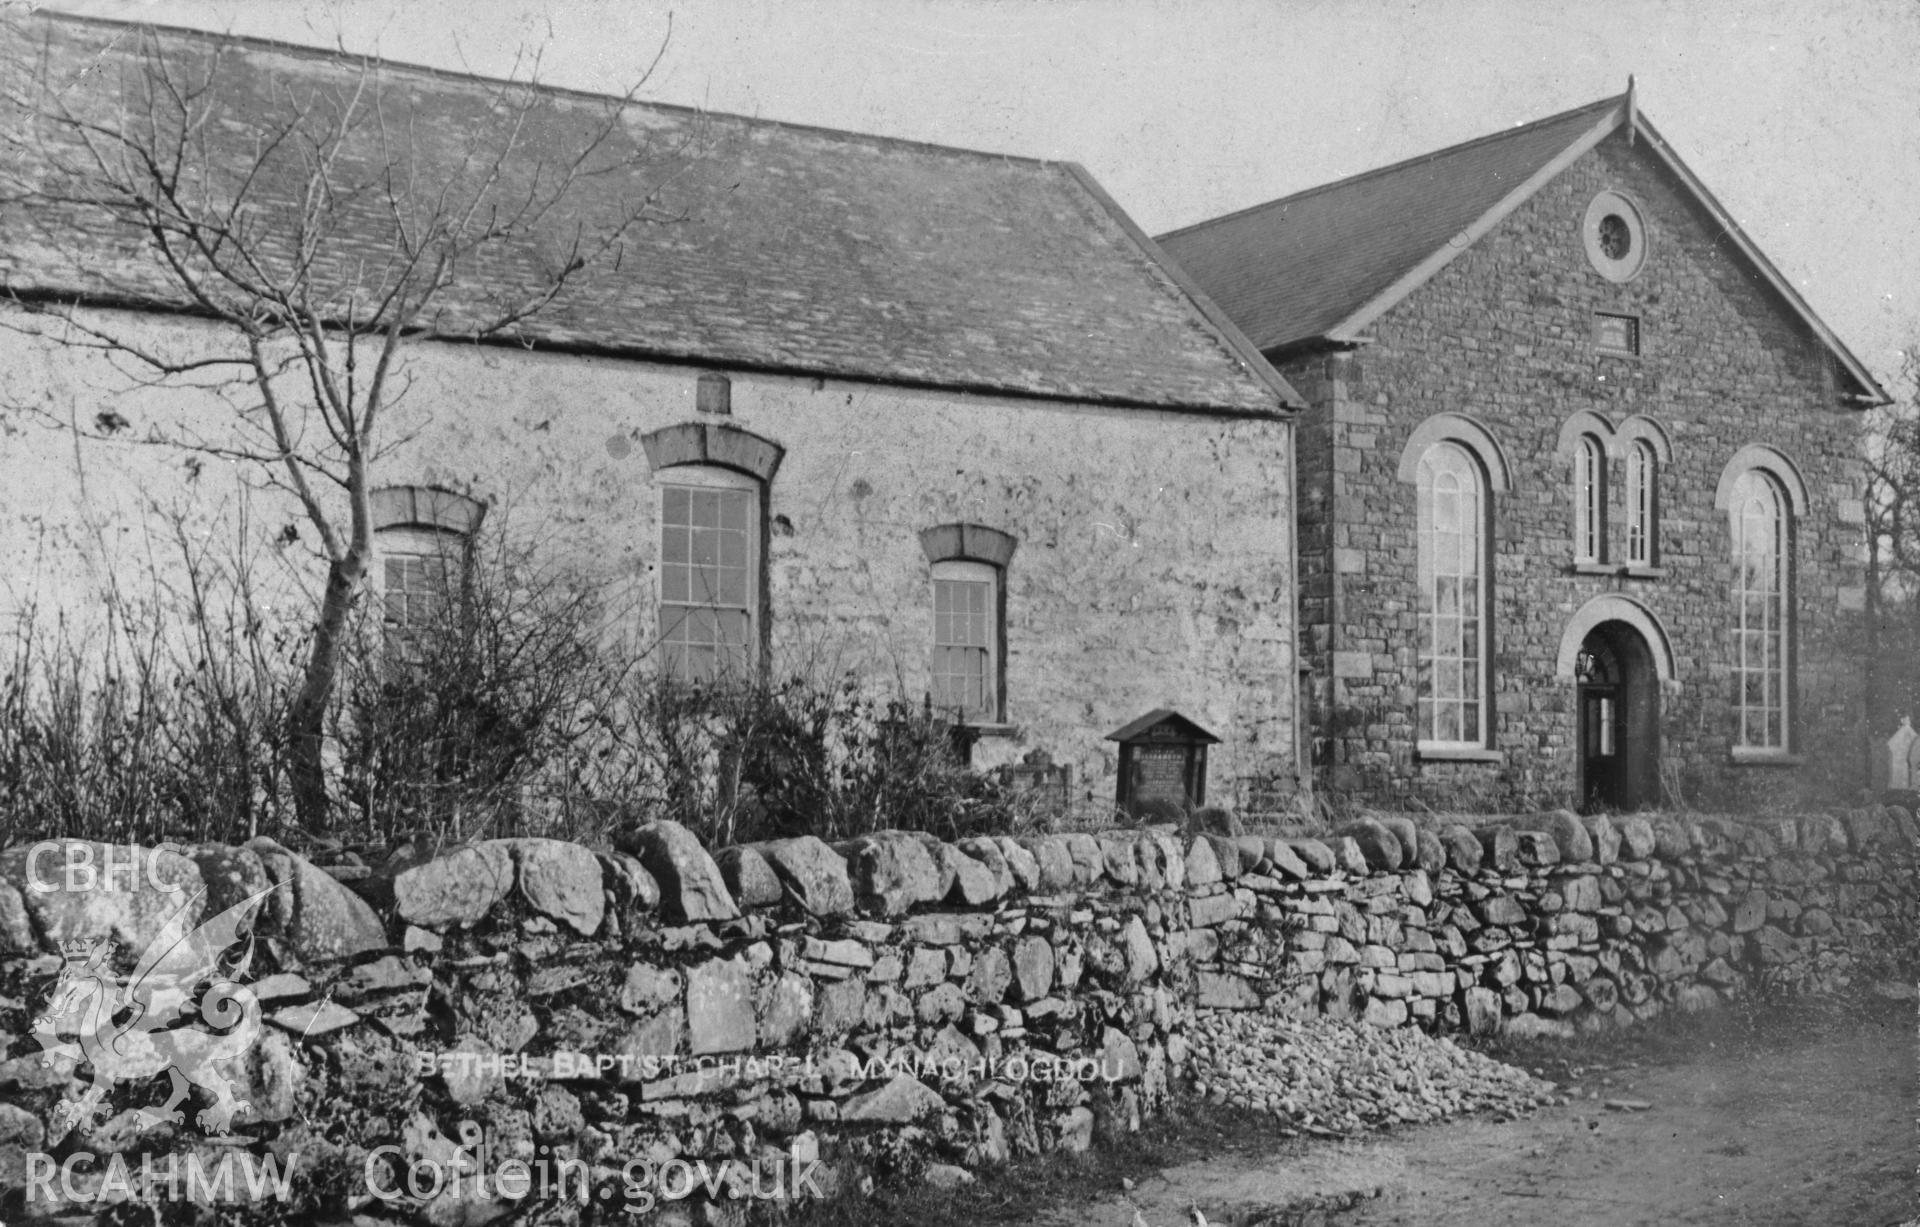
[1575,620,1660,811]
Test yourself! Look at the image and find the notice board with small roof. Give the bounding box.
[1107,709,1220,820]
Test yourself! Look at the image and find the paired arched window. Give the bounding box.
[1717,447,1806,756]
[1416,442,1489,749]
[642,421,783,683]
[1557,413,1666,568]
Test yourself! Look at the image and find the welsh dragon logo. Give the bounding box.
[29,883,281,1139]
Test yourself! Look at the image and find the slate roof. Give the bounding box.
[0,14,1297,416]
[1158,99,1618,354]
[1157,95,1885,402]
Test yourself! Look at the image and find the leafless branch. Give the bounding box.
[0,12,700,827]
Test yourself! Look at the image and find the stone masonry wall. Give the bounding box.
[1277,129,1869,811]
[1,805,1912,1223]
[0,315,1302,816]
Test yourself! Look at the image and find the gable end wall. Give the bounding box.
[1279,131,1866,812]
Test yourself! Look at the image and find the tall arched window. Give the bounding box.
[932,561,999,720]
[641,418,784,684]
[920,523,1017,723]
[1624,438,1658,565]
[659,467,760,682]
[1729,469,1789,751]
[1417,442,1488,749]
[1574,434,1606,564]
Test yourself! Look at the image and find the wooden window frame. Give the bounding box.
[1625,438,1659,566]
[1573,433,1608,565]
[370,486,485,658]
[656,466,763,685]
[1729,469,1792,755]
[1416,441,1492,753]
[930,559,1001,724]
[919,523,1017,727]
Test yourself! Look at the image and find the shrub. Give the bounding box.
[555,672,1042,848]
[0,522,1039,852]
[333,529,620,847]
[0,592,292,848]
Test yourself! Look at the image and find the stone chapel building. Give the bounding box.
[1159,89,1888,813]
[0,14,1305,817]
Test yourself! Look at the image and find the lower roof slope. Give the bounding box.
[0,15,1295,416]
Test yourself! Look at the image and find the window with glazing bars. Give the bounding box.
[931,560,997,720]
[1417,442,1488,747]
[1625,438,1657,565]
[660,479,757,682]
[1730,470,1788,749]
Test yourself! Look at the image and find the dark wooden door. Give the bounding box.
[1577,636,1627,810]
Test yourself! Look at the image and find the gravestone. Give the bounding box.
[1883,717,1920,807]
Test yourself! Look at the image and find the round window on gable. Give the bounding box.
[1583,191,1647,282]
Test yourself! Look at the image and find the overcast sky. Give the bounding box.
[36,0,1920,391]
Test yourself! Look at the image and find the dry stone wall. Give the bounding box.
[0,805,1912,1224]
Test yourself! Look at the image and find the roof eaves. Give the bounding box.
[1323,101,1626,344]
[1060,162,1306,413]
[1,280,1291,420]
[1628,112,1889,406]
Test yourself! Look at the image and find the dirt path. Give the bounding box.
[1037,1008,1918,1227]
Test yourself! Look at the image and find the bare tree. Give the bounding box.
[1862,349,1920,745]
[1865,354,1920,585]
[0,17,703,828]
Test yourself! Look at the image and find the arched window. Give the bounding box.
[1574,434,1607,564]
[658,467,760,682]
[641,419,784,684]
[920,523,1016,723]
[1417,442,1488,749]
[1729,469,1789,751]
[932,560,999,720]
[1624,438,1658,565]
[369,486,486,652]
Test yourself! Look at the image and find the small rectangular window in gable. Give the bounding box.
[1594,312,1641,356]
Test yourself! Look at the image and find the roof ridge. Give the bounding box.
[26,9,1063,174]
[1157,93,1624,242]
